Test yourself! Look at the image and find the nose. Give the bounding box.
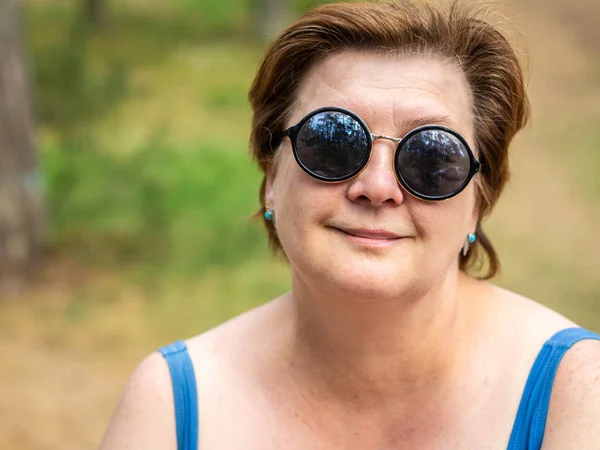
[346,139,404,206]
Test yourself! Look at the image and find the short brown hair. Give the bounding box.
[248,0,530,279]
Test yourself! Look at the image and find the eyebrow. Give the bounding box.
[402,115,459,131]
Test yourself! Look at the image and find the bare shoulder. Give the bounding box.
[483,283,578,347]
[476,283,576,385]
[98,298,284,450]
[185,295,289,362]
[99,352,176,450]
[542,335,600,448]
[483,284,600,447]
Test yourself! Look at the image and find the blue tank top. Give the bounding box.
[159,327,600,450]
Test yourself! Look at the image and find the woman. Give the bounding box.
[100,1,600,449]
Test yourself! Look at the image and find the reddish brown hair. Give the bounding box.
[248,0,530,279]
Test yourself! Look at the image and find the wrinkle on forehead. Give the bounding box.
[291,50,475,140]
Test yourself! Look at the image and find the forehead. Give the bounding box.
[291,51,474,138]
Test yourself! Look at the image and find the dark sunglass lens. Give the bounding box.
[295,111,369,179]
[396,129,471,198]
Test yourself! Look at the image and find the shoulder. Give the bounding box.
[542,335,600,449]
[481,285,600,447]
[185,294,290,367]
[480,284,577,352]
[487,284,600,448]
[99,352,176,450]
[483,284,577,338]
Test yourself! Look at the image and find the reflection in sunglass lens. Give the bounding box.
[296,111,369,179]
[395,129,471,198]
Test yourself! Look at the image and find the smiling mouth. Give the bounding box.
[332,227,405,244]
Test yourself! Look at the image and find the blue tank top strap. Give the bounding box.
[158,340,199,450]
[507,327,600,450]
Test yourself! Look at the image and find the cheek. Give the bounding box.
[271,155,298,211]
[412,191,476,248]
[272,161,322,236]
[273,152,338,218]
[272,167,346,263]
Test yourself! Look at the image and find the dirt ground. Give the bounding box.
[2,1,600,449]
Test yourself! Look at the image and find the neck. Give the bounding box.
[286,270,481,410]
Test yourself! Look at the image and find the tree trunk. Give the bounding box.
[85,0,107,28]
[256,0,292,38]
[0,0,43,281]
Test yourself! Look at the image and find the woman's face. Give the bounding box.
[266,51,479,301]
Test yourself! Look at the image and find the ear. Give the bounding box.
[265,166,276,209]
[471,198,479,230]
[471,178,483,231]
[264,143,286,210]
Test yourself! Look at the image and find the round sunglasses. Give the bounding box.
[283,107,480,201]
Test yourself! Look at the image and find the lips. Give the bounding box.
[334,227,402,240]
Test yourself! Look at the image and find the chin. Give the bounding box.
[283,231,438,302]
[315,255,423,302]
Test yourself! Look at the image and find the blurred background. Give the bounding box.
[0,0,598,448]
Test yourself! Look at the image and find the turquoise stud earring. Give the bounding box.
[462,232,477,256]
[264,208,274,223]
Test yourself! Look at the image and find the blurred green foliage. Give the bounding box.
[24,0,294,279]
[43,137,266,275]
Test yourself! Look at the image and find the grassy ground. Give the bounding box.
[2,1,600,448]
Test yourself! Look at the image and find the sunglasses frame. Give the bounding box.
[283,106,481,201]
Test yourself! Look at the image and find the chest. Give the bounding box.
[197,378,519,450]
